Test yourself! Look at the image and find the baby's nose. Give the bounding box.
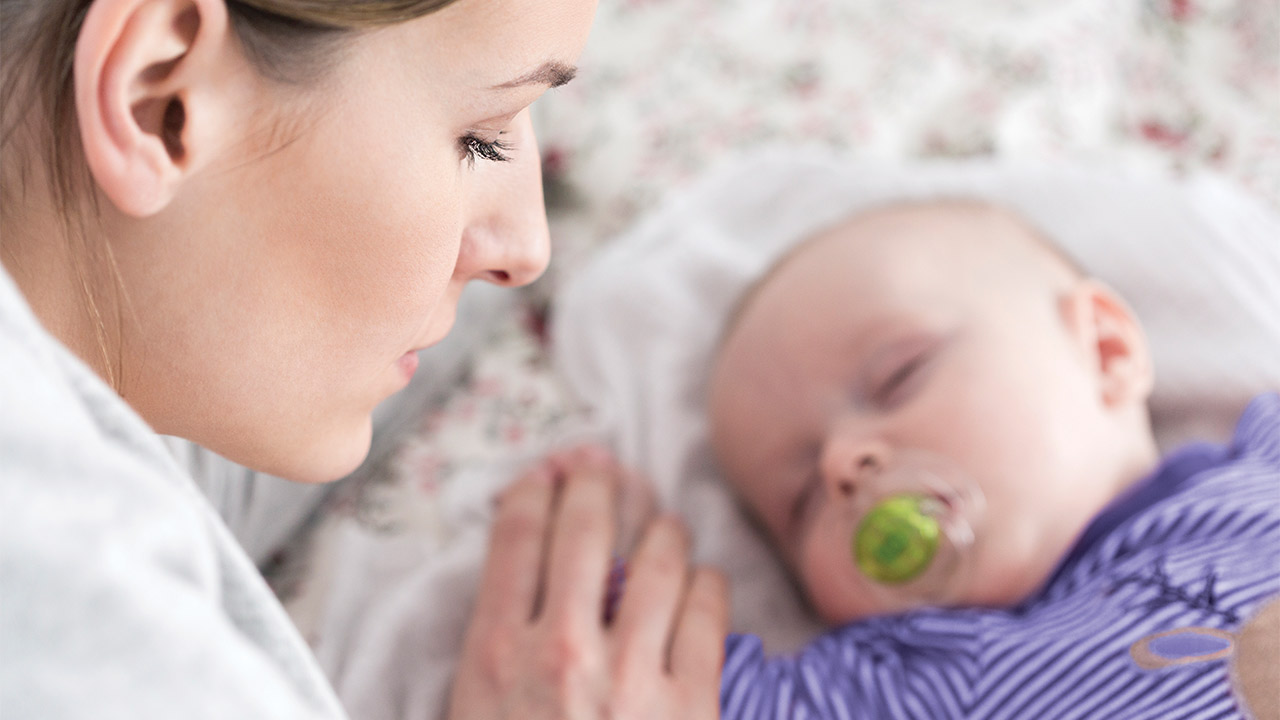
[855,449,885,476]
[821,437,893,499]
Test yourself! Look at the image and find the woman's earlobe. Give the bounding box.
[74,0,229,217]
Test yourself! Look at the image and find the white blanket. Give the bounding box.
[309,153,1280,720]
[553,150,1280,658]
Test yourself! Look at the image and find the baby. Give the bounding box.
[704,199,1279,719]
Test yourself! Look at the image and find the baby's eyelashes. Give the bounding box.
[871,353,928,407]
[861,334,947,410]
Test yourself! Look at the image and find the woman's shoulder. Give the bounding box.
[0,269,347,718]
[1,264,218,581]
[1,263,189,487]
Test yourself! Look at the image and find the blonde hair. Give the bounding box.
[0,0,462,389]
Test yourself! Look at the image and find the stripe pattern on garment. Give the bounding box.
[720,394,1280,720]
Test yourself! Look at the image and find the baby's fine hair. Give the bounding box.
[716,196,1086,353]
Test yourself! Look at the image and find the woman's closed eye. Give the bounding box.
[458,131,513,166]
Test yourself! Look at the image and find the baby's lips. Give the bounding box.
[920,486,961,518]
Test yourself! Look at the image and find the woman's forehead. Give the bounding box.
[398,0,595,82]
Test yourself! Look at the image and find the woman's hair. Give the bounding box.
[0,0,461,388]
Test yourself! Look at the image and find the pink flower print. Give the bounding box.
[1169,0,1194,23]
[1140,120,1190,149]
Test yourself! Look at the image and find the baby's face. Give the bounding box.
[708,202,1154,625]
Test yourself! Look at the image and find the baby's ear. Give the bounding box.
[1061,279,1154,408]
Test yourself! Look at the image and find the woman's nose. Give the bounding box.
[454,112,551,288]
[456,214,550,288]
[819,431,893,500]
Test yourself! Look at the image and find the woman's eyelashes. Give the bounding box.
[459,132,513,166]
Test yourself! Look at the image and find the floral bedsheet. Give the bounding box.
[280,0,1279,636]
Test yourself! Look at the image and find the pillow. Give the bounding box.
[552,149,1280,651]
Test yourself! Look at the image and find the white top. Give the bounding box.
[0,265,347,719]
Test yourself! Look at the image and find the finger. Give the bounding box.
[542,458,617,629]
[610,516,689,670]
[547,445,650,556]
[472,465,556,631]
[669,567,729,695]
[544,443,616,479]
[615,465,658,557]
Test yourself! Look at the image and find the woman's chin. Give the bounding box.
[302,425,374,483]
[289,453,368,484]
[243,419,374,484]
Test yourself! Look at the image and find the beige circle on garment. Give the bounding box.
[1231,595,1280,720]
[1128,627,1235,670]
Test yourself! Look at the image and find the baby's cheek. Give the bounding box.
[965,507,1047,606]
[800,530,876,625]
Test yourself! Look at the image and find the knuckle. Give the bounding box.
[540,627,597,690]
[475,633,516,687]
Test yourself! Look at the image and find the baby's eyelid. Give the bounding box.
[870,350,932,408]
[884,353,923,388]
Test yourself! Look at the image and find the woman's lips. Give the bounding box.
[397,351,420,380]
[397,306,457,382]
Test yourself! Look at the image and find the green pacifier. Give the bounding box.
[853,494,941,584]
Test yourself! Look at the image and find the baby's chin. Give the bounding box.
[803,560,1047,626]
[802,574,907,626]
[809,591,921,626]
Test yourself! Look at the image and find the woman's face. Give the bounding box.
[107,0,597,481]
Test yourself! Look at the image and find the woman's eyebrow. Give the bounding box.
[491,61,578,89]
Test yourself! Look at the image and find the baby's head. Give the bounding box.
[708,199,1159,625]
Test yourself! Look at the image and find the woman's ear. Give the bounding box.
[74,0,233,217]
[1061,279,1155,409]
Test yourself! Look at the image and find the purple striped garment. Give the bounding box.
[722,394,1280,720]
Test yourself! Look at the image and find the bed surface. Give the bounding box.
[266,2,1279,717]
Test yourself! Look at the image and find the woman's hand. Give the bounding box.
[448,448,729,720]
